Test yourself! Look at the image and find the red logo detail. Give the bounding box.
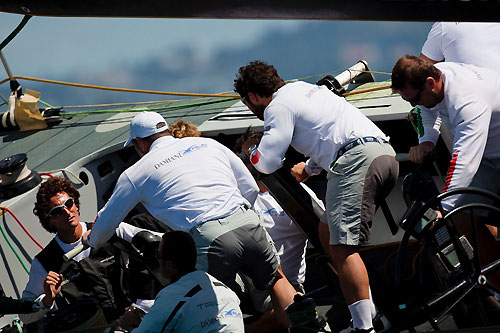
[250,150,261,165]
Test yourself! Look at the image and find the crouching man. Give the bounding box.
[133,231,244,332]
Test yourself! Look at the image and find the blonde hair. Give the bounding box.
[169,119,201,138]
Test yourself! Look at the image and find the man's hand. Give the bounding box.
[409,142,434,163]
[118,305,145,331]
[81,230,91,247]
[43,271,63,308]
[290,162,310,183]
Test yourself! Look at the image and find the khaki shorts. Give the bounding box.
[189,207,280,291]
[456,156,500,214]
[325,141,398,246]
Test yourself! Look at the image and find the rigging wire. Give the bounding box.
[0,209,31,275]
[0,68,393,117]
[0,207,44,250]
[58,97,235,116]
[0,76,239,99]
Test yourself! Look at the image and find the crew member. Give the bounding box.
[234,61,398,333]
[85,111,296,329]
[133,231,244,332]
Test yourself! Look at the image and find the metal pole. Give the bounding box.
[0,51,13,79]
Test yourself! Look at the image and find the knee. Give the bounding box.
[329,244,357,265]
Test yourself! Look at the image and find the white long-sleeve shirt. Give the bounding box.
[249,81,389,175]
[418,62,500,211]
[89,136,259,248]
[421,22,500,73]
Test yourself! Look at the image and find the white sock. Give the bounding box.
[369,286,377,319]
[348,299,373,330]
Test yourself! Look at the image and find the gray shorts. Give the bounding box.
[325,141,398,246]
[189,207,280,291]
[456,156,500,212]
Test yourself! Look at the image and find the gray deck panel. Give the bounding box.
[0,98,236,172]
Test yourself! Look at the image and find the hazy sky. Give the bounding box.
[0,12,433,106]
[0,13,303,78]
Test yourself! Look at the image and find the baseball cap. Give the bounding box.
[124,111,168,147]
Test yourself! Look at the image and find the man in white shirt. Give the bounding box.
[392,55,500,213]
[420,22,500,71]
[234,127,309,292]
[133,231,244,332]
[85,111,296,329]
[234,61,398,333]
[392,55,500,287]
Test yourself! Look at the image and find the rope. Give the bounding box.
[63,99,183,109]
[0,15,32,52]
[0,207,44,250]
[59,97,235,116]
[343,84,392,97]
[39,172,55,179]
[39,99,56,109]
[0,209,30,274]
[0,76,239,99]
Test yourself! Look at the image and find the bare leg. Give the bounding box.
[247,266,295,332]
[269,266,295,327]
[329,244,369,305]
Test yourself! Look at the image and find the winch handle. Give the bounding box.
[395,153,410,162]
[63,244,88,262]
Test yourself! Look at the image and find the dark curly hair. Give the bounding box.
[234,60,285,98]
[234,126,263,154]
[33,177,80,233]
[391,55,441,91]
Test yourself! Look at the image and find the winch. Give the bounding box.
[0,153,41,200]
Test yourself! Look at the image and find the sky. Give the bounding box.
[0,13,303,78]
[0,12,432,106]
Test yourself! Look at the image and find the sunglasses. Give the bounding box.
[407,83,426,106]
[47,197,75,217]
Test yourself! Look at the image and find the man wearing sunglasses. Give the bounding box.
[392,55,500,213]
[392,55,500,292]
[20,177,154,328]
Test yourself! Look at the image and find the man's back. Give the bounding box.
[134,271,244,332]
[421,22,500,72]
[257,81,388,173]
[94,136,258,234]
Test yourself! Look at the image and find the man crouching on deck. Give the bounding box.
[84,111,296,330]
[133,231,244,332]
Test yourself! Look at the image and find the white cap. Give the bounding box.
[124,111,168,147]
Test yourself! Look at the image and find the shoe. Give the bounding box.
[338,324,374,333]
[372,313,391,332]
[352,328,375,333]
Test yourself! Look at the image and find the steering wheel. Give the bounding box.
[395,187,500,329]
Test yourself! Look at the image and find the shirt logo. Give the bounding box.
[262,208,286,216]
[183,143,208,155]
[154,143,208,170]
